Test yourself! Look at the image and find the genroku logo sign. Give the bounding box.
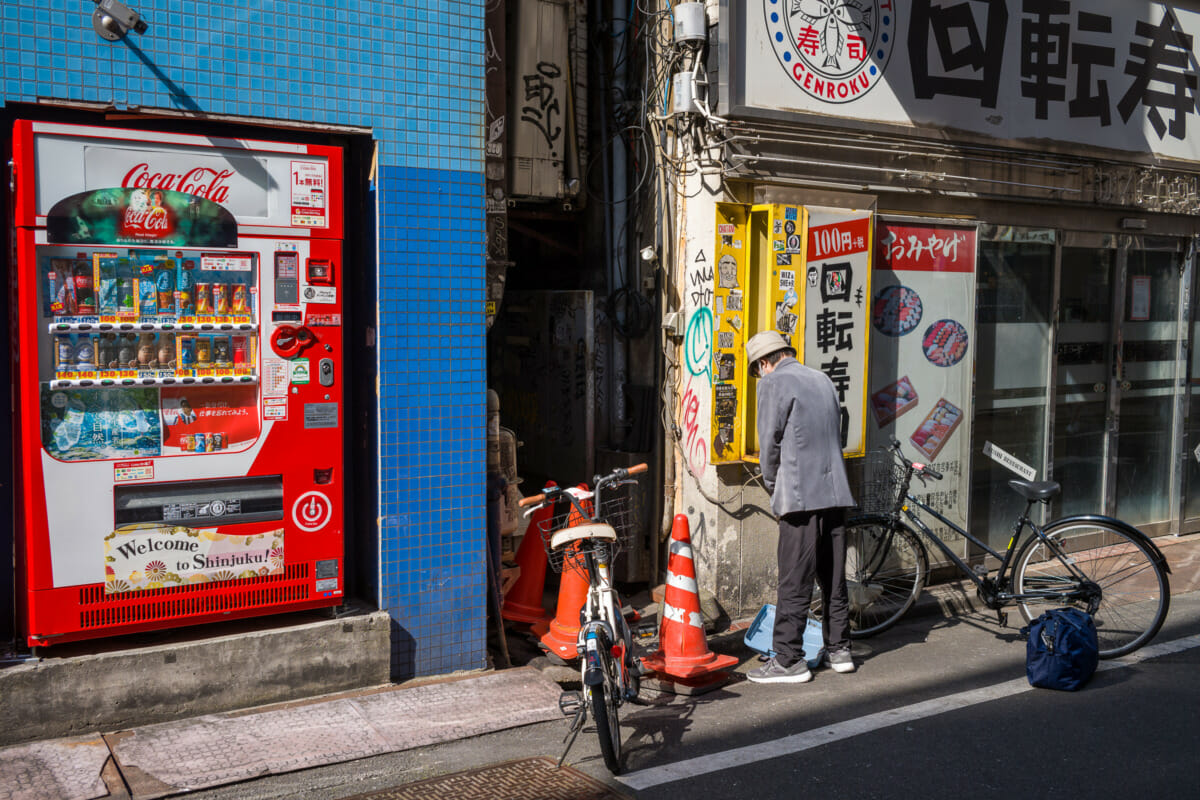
[764,0,895,103]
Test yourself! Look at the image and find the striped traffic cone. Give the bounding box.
[532,485,592,661]
[642,514,738,692]
[501,482,556,626]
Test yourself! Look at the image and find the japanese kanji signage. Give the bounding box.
[804,209,872,457]
[730,1,1200,163]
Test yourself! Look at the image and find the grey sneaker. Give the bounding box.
[747,657,813,684]
[826,647,856,673]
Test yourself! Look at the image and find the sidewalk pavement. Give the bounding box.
[5,532,1198,800]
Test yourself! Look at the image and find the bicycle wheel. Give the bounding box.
[589,638,622,774]
[1013,518,1169,658]
[831,515,927,638]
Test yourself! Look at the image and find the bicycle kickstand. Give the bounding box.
[556,691,586,768]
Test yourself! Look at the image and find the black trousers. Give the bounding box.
[773,507,850,667]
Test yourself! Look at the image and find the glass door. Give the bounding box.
[1053,234,1187,532]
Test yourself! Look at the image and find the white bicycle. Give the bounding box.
[519,463,647,774]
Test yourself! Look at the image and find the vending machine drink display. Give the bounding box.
[11,121,346,647]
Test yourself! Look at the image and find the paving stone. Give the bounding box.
[351,667,563,751]
[0,735,111,800]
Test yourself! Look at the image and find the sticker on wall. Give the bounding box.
[870,376,919,427]
[727,290,743,311]
[775,302,798,335]
[807,266,819,287]
[910,399,964,461]
[105,525,284,594]
[872,285,924,336]
[786,234,803,254]
[785,206,799,220]
[779,270,795,292]
[773,239,785,252]
[773,219,783,234]
[922,319,969,367]
[783,287,799,308]
[718,255,740,289]
[713,384,738,458]
[717,352,737,382]
[821,262,852,302]
[776,253,792,266]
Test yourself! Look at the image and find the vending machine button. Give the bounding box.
[99,323,112,330]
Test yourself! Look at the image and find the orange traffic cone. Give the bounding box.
[533,485,593,661]
[502,482,556,625]
[642,514,738,687]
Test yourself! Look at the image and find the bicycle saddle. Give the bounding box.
[550,523,618,550]
[1008,479,1061,501]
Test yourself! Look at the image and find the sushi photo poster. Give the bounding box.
[868,219,977,538]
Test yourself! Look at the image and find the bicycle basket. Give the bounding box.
[535,491,638,574]
[852,450,906,515]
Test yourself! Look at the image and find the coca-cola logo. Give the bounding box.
[122,163,233,204]
[121,189,174,239]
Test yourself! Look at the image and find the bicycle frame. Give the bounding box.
[891,486,1098,608]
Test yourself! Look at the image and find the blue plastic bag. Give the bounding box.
[743,604,825,668]
[1023,608,1099,691]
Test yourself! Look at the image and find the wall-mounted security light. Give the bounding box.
[673,3,707,45]
[640,246,658,262]
[92,0,149,41]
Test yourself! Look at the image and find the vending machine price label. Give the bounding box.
[263,396,288,420]
[200,254,254,272]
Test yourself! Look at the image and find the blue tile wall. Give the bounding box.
[2,0,488,676]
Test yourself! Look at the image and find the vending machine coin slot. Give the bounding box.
[274,251,299,305]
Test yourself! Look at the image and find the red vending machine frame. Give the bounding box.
[11,121,347,647]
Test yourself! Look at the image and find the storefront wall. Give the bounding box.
[1,1,487,676]
[677,1,1200,618]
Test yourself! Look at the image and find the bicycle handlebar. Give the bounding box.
[888,437,943,481]
[517,463,647,509]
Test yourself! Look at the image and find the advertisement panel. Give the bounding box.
[868,218,977,540]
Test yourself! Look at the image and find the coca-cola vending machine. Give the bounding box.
[10,121,347,648]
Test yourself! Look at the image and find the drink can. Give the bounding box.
[213,335,232,367]
[213,282,230,315]
[195,335,212,366]
[211,431,224,451]
[181,433,193,452]
[195,283,213,315]
[232,335,248,365]
[179,335,196,368]
[193,432,206,453]
[55,334,75,373]
[231,281,250,315]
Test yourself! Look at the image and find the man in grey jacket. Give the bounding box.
[745,330,856,683]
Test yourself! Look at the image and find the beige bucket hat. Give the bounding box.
[745,330,791,376]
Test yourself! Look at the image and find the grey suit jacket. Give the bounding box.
[756,357,855,516]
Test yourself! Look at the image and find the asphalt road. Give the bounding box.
[186,591,1200,800]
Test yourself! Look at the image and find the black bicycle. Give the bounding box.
[828,439,1170,658]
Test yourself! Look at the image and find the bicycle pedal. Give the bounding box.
[634,622,657,640]
[558,690,584,717]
